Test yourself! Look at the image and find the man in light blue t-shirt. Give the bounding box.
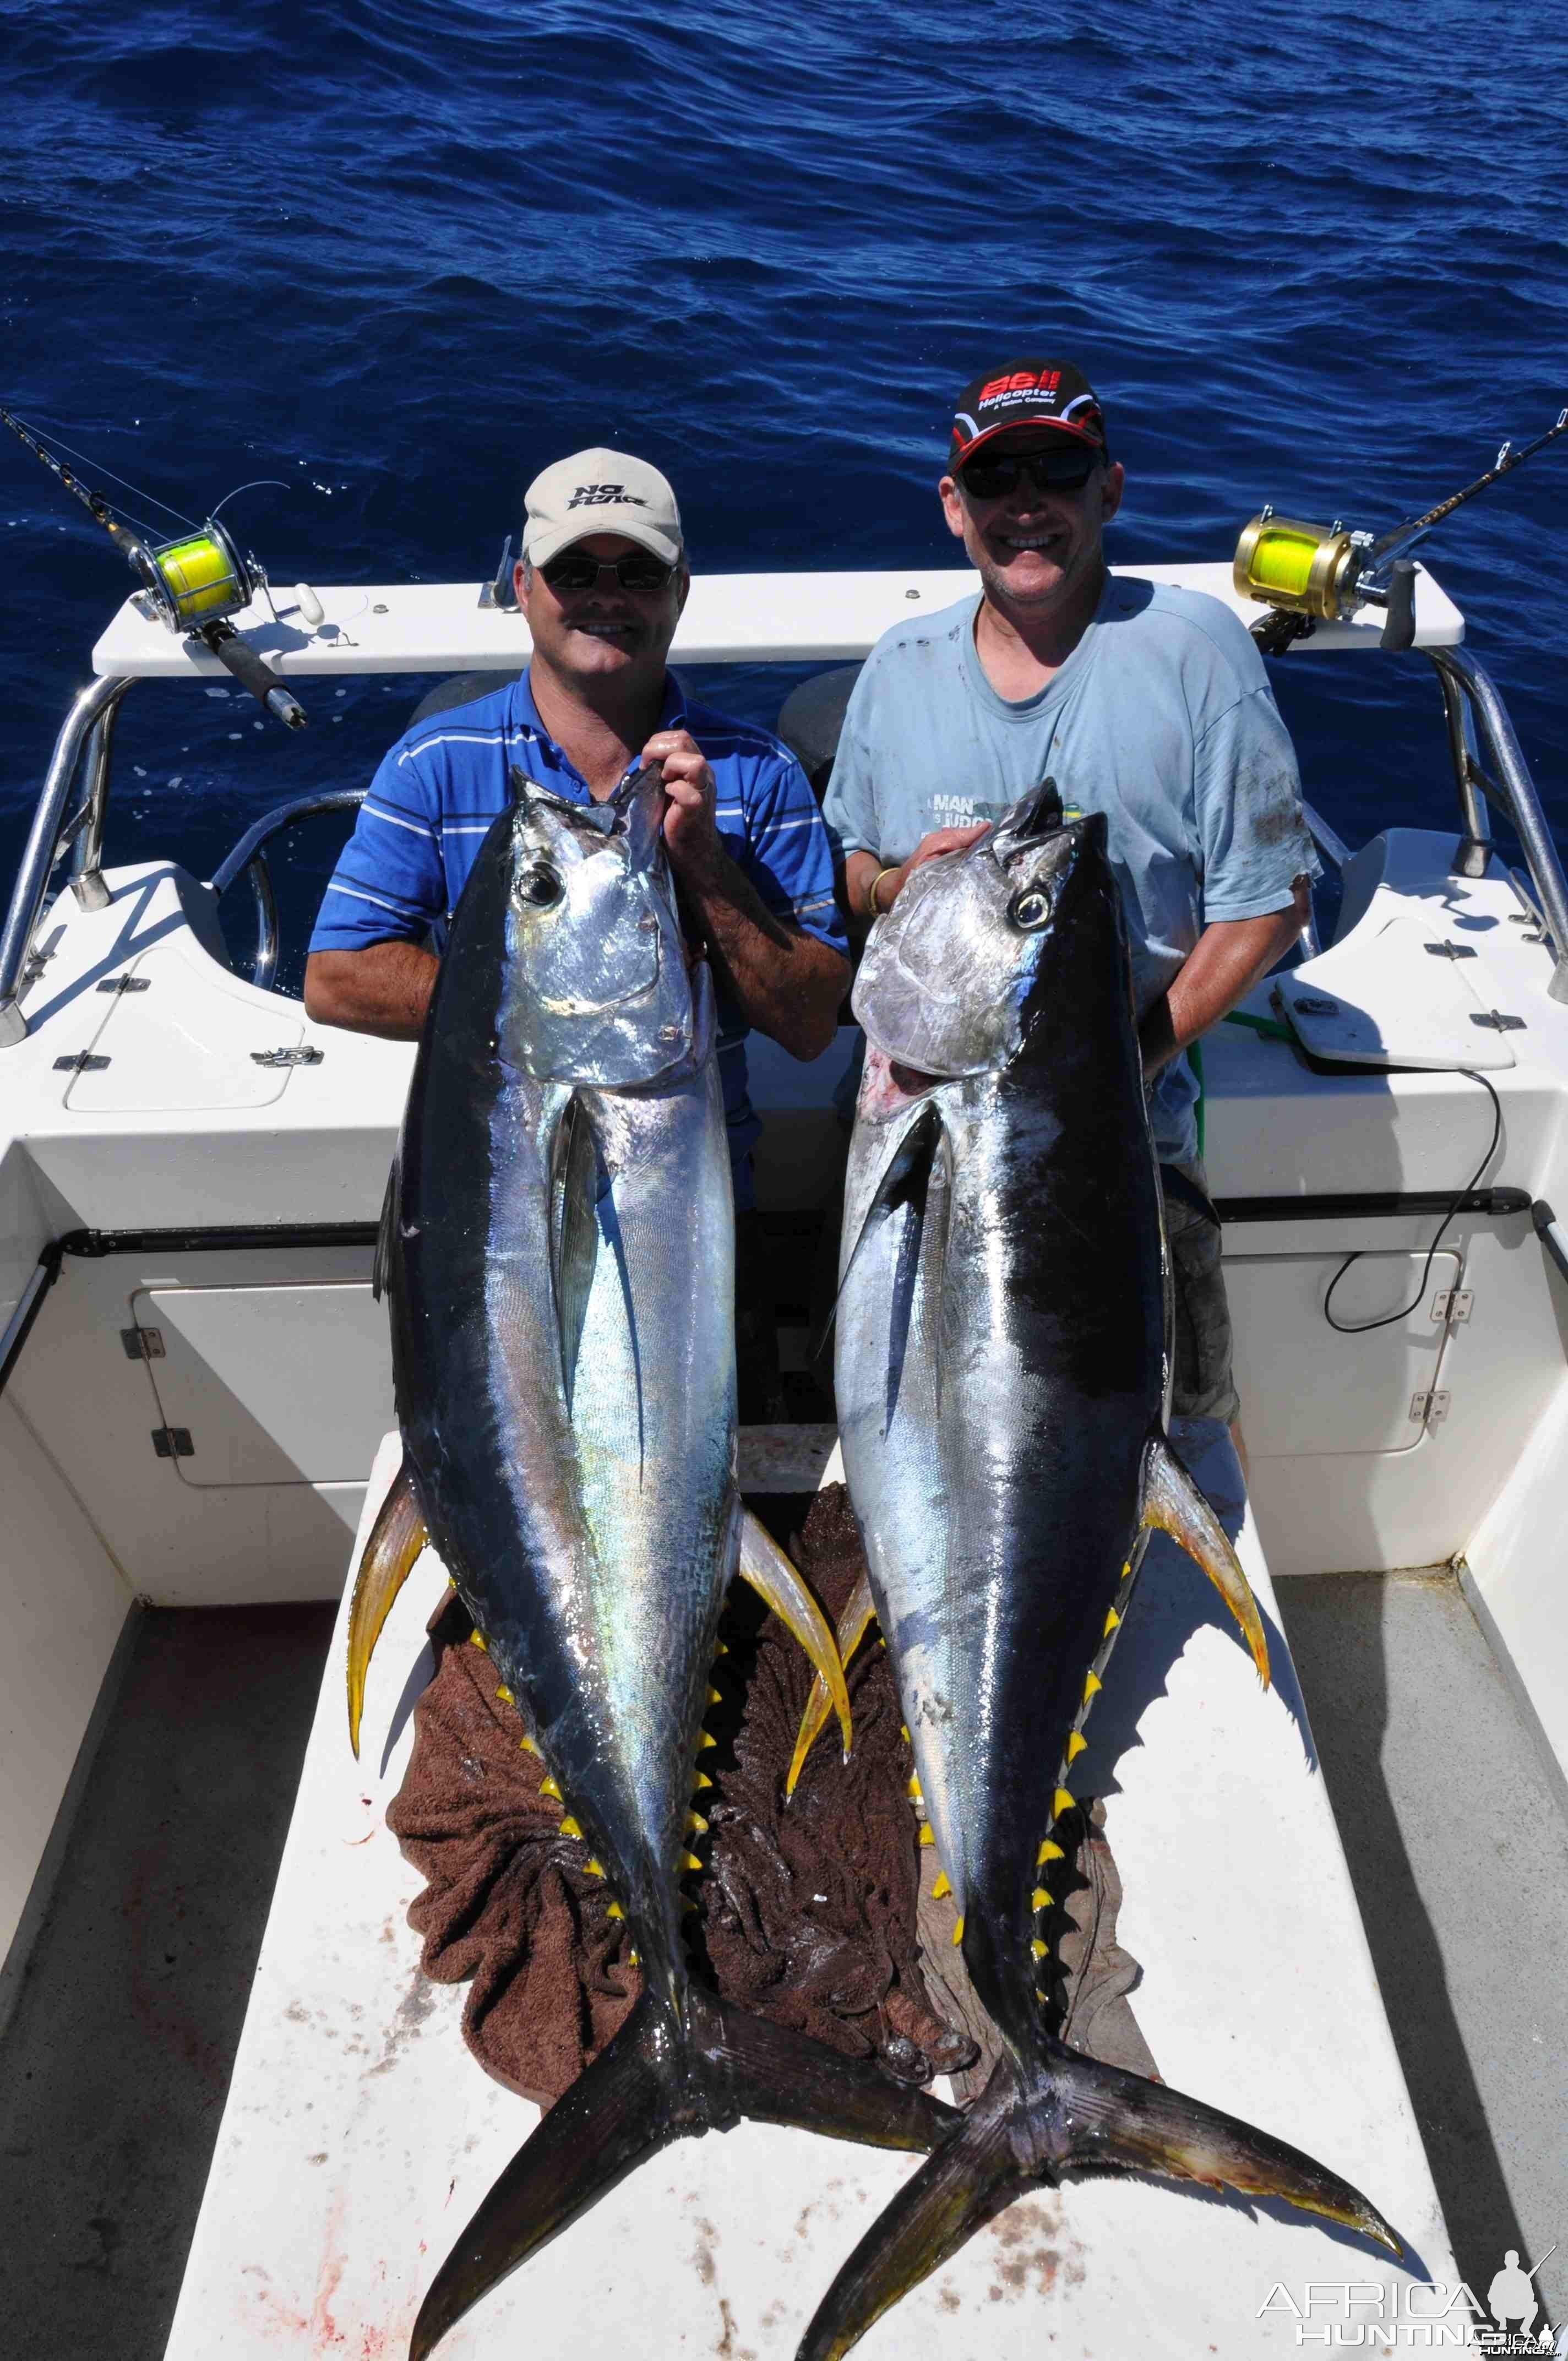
[823,358,1317,1431]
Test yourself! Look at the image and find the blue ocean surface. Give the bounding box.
[2,0,1565,985]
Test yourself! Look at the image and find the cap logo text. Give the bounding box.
[565,482,650,509]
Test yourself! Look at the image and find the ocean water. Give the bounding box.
[2,0,1566,983]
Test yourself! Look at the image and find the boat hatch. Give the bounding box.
[1228,1247,1463,1457]
[57,947,315,1113]
[129,1280,395,1486]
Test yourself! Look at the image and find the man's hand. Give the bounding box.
[642,727,722,885]
[843,824,990,935]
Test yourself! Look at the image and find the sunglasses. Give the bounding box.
[540,550,676,595]
[958,444,1102,501]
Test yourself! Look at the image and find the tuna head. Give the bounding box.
[495,761,695,1085]
[852,784,1122,1079]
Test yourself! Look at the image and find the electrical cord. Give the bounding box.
[1322,1068,1502,1334]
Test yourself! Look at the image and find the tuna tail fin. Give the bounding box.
[797,2041,1400,2361]
[1142,1435,1270,1686]
[411,1985,960,2361]
[345,1452,428,1757]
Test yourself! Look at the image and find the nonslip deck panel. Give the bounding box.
[164,1430,1455,2360]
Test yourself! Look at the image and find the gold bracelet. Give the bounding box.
[867,863,899,918]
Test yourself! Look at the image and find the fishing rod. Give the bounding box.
[1,409,307,728]
[1235,403,1568,655]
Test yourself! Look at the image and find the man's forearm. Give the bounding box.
[303,942,439,1040]
[1140,890,1310,1079]
[680,850,848,1060]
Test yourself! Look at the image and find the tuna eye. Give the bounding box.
[1009,883,1053,931]
[515,864,564,910]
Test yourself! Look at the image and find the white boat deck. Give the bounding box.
[163,1429,1454,2360]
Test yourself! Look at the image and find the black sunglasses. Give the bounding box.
[959,444,1102,501]
[541,550,676,595]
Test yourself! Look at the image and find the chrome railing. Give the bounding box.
[0,674,133,1046]
[1426,646,1568,1003]
[209,790,366,991]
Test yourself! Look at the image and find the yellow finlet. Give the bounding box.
[707,1685,723,1706]
[1037,1838,1064,1865]
[906,1775,923,1801]
[518,1734,540,1756]
[713,1639,729,1657]
[584,1859,605,1878]
[494,1684,514,1705]
[951,1915,965,1946]
[538,1775,562,1801]
[1082,1670,1102,1700]
[679,1849,704,1873]
[899,1724,910,1743]
[685,1811,709,1836]
[469,1629,488,1652]
[558,1816,582,1838]
[918,1823,935,1848]
[931,1870,952,1900]
[628,1948,640,1967]
[1066,1731,1088,1763]
[606,1901,624,1922]
[698,1731,717,1750]
[1104,1606,1121,1637]
[1053,1787,1076,1820]
[694,1770,714,1791]
[1031,1938,1049,1961]
[1032,1887,1052,1911]
[738,1509,853,1782]
[344,1456,428,1759]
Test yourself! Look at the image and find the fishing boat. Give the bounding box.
[2,547,1565,2354]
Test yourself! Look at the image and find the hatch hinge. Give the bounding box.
[97,974,151,994]
[250,1046,324,1068]
[151,1426,194,1460]
[1470,1009,1525,1032]
[121,1325,166,1361]
[1424,940,1478,960]
[53,1051,110,1073]
[1409,1389,1452,1428]
[1430,1288,1473,1325]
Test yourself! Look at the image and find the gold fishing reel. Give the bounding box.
[1233,510,1366,623]
[132,515,258,634]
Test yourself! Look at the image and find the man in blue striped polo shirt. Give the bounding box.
[304,448,850,1411]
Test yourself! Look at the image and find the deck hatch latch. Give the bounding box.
[250,1046,324,1068]
[1409,1389,1452,1428]
[1424,940,1478,960]
[1430,1288,1473,1325]
[151,1427,194,1460]
[52,1051,110,1073]
[1470,1009,1525,1031]
[96,975,151,993]
[121,1325,166,1361]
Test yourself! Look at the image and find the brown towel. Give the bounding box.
[386,1484,1154,2111]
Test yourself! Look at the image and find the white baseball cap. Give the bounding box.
[521,448,684,569]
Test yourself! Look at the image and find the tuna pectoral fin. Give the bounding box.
[786,1569,876,1798]
[411,1985,959,2361]
[1142,1435,1270,1686]
[798,2043,1400,2361]
[345,1454,428,1757]
[737,1509,853,1761]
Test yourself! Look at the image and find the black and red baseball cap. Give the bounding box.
[948,360,1108,468]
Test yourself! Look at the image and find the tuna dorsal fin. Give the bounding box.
[736,1509,853,1762]
[548,1096,600,1412]
[786,1568,876,1799]
[1141,1437,1270,1686]
[345,1452,429,1757]
[372,1156,398,1303]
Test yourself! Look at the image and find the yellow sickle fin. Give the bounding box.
[1142,1437,1270,1687]
[345,1454,428,1758]
[785,1568,876,1799]
[737,1509,853,1773]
